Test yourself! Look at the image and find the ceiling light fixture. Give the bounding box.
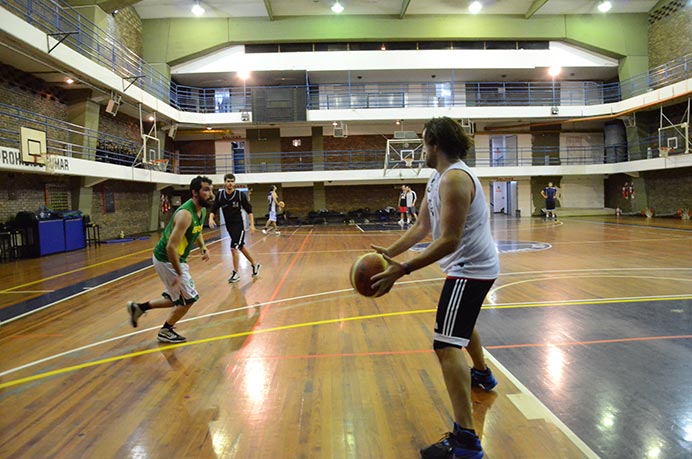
[65,78,74,84]
[548,66,562,77]
[331,1,344,14]
[191,1,205,16]
[597,1,612,13]
[468,1,482,14]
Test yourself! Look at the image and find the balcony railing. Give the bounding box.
[3,0,692,115]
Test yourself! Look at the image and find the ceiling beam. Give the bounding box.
[399,0,411,19]
[263,0,274,21]
[524,0,550,19]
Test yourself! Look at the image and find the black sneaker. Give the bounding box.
[252,263,262,277]
[127,301,144,328]
[228,271,240,283]
[157,327,186,343]
[471,366,498,391]
[420,429,483,459]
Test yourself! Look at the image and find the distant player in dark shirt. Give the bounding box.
[541,181,559,220]
[209,174,261,283]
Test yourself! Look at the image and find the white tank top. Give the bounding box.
[426,161,499,279]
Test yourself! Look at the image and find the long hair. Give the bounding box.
[423,117,472,160]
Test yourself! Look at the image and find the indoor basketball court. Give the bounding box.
[1,217,691,458]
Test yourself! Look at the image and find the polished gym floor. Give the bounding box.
[1,216,691,458]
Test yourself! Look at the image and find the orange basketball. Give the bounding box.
[349,252,387,297]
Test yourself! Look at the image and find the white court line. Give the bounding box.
[485,353,601,459]
[3,271,691,379]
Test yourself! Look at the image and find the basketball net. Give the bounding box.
[404,157,414,168]
[659,146,671,157]
[41,151,56,174]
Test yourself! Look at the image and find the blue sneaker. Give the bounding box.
[470,366,497,392]
[420,427,484,459]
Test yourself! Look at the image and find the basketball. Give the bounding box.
[278,200,285,208]
[349,252,387,297]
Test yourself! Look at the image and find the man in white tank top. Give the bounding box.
[372,117,499,459]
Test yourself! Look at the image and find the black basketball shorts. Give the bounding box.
[228,223,246,250]
[433,277,495,348]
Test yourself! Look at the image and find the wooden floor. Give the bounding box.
[1,216,691,459]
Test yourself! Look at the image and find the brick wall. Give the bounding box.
[91,180,155,239]
[280,136,313,170]
[0,172,63,223]
[0,66,69,148]
[324,135,387,167]
[174,140,216,175]
[643,167,692,214]
[98,110,142,142]
[648,1,692,67]
[275,183,423,216]
[106,7,144,59]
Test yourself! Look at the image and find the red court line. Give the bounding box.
[485,334,692,350]
[232,334,692,362]
[234,229,314,361]
[8,334,64,339]
[241,349,434,361]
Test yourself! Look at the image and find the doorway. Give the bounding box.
[490,181,518,216]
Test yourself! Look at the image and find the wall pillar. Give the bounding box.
[150,188,161,231]
[312,126,324,171]
[65,99,100,160]
[313,182,326,211]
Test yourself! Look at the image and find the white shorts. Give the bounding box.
[268,210,277,222]
[152,255,199,305]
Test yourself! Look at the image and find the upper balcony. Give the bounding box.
[2,0,691,127]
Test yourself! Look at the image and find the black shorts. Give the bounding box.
[227,223,246,250]
[434,277,495,348]
[546,198,556,211]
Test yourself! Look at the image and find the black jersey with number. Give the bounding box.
[212,189,252,225]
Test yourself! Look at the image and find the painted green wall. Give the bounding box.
[142,14,649,66]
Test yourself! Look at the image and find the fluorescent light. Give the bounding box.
[548,66,562,77]
[598,1,612,13]
[468,1,482,14]
[331,1,344,13]
[191,1,205,16]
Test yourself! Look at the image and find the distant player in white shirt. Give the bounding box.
[405,185,418,224]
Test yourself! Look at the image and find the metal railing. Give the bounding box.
[3,0,692,115]
[0,100,683,175]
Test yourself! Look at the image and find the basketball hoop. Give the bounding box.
[659,147,671,157]
[404,157,414,168]
[150,159,169,172]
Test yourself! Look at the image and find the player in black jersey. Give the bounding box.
[209,174,261,283]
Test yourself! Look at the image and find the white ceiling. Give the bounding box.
[133,0,659,19]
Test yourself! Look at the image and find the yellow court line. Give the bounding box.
[0,309,431,390]
[3,292,692,390]
[0,248,153,293]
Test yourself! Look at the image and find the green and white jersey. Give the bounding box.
[153,199,206,263]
